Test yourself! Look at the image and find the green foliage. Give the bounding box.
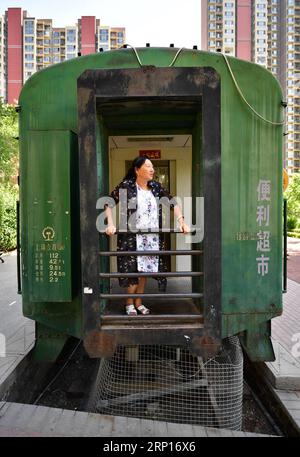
[287,231,300,239]
[284,174,300,240]
[287,214,298,231]
[0,99,19,182]
[284,174,300,223]
[0,184,18,251]
[0,100,19,250]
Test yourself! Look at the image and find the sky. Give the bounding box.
[1,0,202,48]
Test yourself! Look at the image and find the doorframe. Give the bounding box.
[77,66,221,357]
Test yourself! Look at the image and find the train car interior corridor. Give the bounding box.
[105,133,201,320]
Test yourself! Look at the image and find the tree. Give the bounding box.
[284,173,300,230]
[0,99,19,250]
[0,100,19,182]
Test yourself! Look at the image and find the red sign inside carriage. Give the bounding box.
[139,150,161,159]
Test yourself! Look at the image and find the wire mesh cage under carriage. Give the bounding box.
[88,336,243,430]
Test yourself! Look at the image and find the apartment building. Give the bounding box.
[202,0,236,55]
[202,0,300,174]
[285,0,300,173]
[0,15,6,101]
[97,25,126,51]
[6,8,23,104]
[2,7,126,103]
[78,16,98,55]
[109,27,126,50]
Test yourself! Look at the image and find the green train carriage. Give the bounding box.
[18,47,284,362]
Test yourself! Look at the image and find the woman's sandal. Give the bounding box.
[136,304,150,315]
[125,304,137,316]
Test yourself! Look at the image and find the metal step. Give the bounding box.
[101,313,204,326]
[100,293,203,299]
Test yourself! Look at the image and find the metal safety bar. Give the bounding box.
[283,198,287,293]
[99,250,203,256]
[100,229,197,235]
[99,233,203,301]
[100,271,203,278]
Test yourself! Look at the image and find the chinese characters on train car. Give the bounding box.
[34,242,66,284]
[256,179,271,277]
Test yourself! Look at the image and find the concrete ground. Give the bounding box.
[287,236,300,284]
[0,402,274,437]
[0,251,34,398]
[259,236,300,433]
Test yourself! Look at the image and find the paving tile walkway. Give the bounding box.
[272,279,300,356]
[271,237,300,356]
[0,402,274,437]
[262,237,300,433]
[0,252,35,398]
[286,236,300,284]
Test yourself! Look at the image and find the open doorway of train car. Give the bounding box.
[109,134,192,274]
[107,134,196,317]
[78,66,221,356]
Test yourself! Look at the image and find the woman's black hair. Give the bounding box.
[123,156,151,181]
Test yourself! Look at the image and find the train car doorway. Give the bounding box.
[78,66,221,357]
[109,135,193,274]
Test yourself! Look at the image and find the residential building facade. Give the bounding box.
[0,14,6,101]
[201,0,300,175]
[284,0,300,173]
[7,7,23,104]
[1,7,125,104]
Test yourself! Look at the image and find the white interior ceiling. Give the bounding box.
[110,134,192,149]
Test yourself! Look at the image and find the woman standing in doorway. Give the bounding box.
[105,156,189,315]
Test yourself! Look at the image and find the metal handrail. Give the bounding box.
[100,228,197,234]
[283,198,287,293]
[99,240,203,302]
[99,249,203,256]
[100,271,203,278]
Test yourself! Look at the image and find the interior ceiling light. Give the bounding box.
[127,137,174,142]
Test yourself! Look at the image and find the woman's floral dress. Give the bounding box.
[107,178,176,289]
[136,184,159,273]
